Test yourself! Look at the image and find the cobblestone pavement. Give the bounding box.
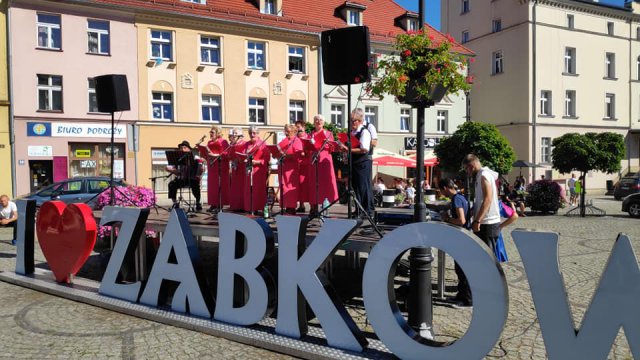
[0,196,638,359]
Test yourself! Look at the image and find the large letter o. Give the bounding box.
[363,222,508,360]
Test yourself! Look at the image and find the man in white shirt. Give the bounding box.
[0,195,18,245]
[342,108,374,217]
[462,154,501,252]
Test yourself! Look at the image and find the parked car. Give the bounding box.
[19,176,125,209]
[613,176,640,200]
[622,193,640,218]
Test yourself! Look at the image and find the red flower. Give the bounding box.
[469,57,476,63]
[466,75,474,83]
[428,34,435,41]
[354,76,361,83]
[399,74,409,82]
[403,49,412,57]
[446,34,455,43]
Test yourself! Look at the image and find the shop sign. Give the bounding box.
[79,160,96,168]
[52,122,126,138]
[14,206,640,359]
[75,150,91,158]
[404,136,441,150]
[27,122,52,137]
[27,145,53,157]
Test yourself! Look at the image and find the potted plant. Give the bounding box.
[366,30,473,106]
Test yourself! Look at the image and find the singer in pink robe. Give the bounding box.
[206,126,230,210]
[278,125,303,212]
[242,127,269,213]
[295,120,311,210]
[228,129,246,212]
[308,115,338,207]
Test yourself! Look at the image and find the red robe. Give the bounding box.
[207,137,230,207]
[308,129,339,205]
[278,136,303,209]
[228,139,246,211]
[242,138,269,212]
[297,132,311,203]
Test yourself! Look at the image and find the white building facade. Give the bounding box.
[442,0,640,189]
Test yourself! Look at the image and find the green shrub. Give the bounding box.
[525,180,562,214]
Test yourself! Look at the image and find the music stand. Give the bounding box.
[266,144,283,214]
[165,150,197,216]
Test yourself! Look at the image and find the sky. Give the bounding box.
[394,0,627,31]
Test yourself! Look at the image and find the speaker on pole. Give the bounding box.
[95,74,131,113]
[321,26,371,85]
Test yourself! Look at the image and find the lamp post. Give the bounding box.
[407,0,435,340]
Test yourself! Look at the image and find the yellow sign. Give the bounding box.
[75,150,91,158]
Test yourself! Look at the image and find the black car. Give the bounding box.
[622,193,640,218]
[19,176,125,209]
[613,176,640,200]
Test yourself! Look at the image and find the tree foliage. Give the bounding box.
[551,132,624,175]
[434,122,516,175]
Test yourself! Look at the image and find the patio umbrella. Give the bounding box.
[372,154,416,167]
[512,160,539,176]
[408,154,439,167]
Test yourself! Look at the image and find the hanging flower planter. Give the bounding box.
[366,30,472,106]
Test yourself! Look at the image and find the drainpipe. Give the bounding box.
[531,0,538,180]
[317,34,323,115]
[6,1,16,197]
[628,19,632,171]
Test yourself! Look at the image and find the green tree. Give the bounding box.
[551,132,624,217]
[434,121,515,175]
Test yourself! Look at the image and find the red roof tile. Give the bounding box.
[88,0,474,55]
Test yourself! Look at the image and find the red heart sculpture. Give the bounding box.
[36,201,97,283]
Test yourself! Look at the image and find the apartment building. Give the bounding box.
[8,0,138,197]
[442,0,640,189]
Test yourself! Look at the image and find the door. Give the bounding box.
[29,160,54,193]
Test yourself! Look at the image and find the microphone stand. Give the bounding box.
[149,174,171,214]
[245,132,275,215]
[208,141,235,214]
[277,137,297,215]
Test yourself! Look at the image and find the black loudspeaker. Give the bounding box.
[95,74,131,113]
[321,26,371,85]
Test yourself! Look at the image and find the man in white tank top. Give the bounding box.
[462,154,501,253]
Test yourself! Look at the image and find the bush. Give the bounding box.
[95,185,157,239]
[525,180,562,214]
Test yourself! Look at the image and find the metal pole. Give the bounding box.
[347,85,352,219]
[110,111,115,206]
[407,0,434,339]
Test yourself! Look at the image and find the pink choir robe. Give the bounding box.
[297,132,311,203]
[278,136,303,209]
[308,129,339,205]
[207,137,230,207]
[242,138,269,212]
[228,139,246,211]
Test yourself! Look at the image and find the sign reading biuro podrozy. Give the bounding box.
[14,202,640,360]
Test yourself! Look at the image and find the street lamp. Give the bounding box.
[407,0,435,340]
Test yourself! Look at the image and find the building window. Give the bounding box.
[37,13,61,50]
[87,20,109,55]
[605,93,615,119]
[637,56,640,80]
[288,46,305,73]
[492,51,503,74]
[492,19,502,33]
[541,137,552,164]
[400,108,411,132]
[202,95,221,123]
[200,36,220,65]
[408,19,419,32]
[37,74,62,111]
[364,106,378,127]
[330,104,344,127]
[540,91,552,116]
[607,21,614,36]
[69,143,125,178]
[564,47,576,74]
[247,41,266,70]
[605,52,615,78]
[436,110,447,133]
[263,0,276,14]
[567,14,574,29]
[152,92,173,121]
[347,10,362,26]
[461,0,470,14]
[288,100,305,124]
[565,90,576,117]
[150,30,172,61]
[461,30,469,44]
[88,78,99,113]
[249,98,266,124]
